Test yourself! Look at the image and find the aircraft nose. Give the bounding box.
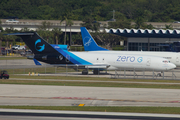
[170,63,176,69]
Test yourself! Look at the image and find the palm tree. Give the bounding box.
[38,21,52,31]
[165,24,173,30]
[37,29,53,43]
[0,20,2,51]
[3,34,16,54]
[0,32,3,53]
[45,31,53,43]
[21,27,30,32]
[60,16,69,45]
[52,28,62,44]
[66,19,73,46]
[37,30,45,40]
[134,17,145,29]
[0,20,2,31]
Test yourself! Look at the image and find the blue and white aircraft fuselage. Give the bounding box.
[71,51,175,71]
[5,32,176,75]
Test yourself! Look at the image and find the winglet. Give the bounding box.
[80,27,108,51]
[33,58,42,65]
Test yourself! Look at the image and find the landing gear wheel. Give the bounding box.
[93,70,99,75]
[157,73,162,77]
[82,70,88,75]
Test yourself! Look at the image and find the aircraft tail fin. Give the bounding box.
[4,32,94,66]
[4,32,59,55]
[80,27,108,51]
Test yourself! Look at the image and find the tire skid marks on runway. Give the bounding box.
[0,96,180,103]
[0,96,94,100]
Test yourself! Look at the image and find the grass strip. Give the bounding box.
[0,57,26,60]
[1,79,180,89]
[0,106,180,114]
[10,75,180,83]
[6,66,82,74]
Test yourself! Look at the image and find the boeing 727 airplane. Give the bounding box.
[81,27,180,68]
[5,32,176,75]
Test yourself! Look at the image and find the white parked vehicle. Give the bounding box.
[12,45,26,50]
[173,21,180,23]
[6,19,19,23]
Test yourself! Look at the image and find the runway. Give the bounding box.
[0,59,45,69]
[0,84,180,107]
[0,83,180,119]
[1,109,180,120]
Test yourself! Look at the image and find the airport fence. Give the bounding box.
[0,59,179,80]
[1,65,179,80]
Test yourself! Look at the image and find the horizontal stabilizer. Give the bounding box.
[33,59,42,65]
[4,33,34,36]
[50,44,69,51]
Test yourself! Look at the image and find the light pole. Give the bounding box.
[113,10,115,20]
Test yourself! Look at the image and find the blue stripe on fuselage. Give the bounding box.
[51,45,92,65]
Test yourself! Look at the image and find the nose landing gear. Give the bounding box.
[157,72,162,77]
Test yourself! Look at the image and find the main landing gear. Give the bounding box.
[82,70,100,75]
[93,70,100,75]
[82,70,88,75]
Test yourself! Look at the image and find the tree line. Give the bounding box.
[0,0,180,22]
[0,0,179,49]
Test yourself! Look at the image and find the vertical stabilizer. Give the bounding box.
[4,32,92,65]
[80,27,108,51]
[4,32,59,54]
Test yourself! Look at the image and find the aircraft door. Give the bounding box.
[176,55,180,62]
[96,58,99,63]
[102,58,105,63]
[66,55,70,63]
[146,58,151,66]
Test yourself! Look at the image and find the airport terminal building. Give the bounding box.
[106,29,180,51]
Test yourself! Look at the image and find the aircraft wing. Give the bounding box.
[84,63,110,69]
[39,63,110,69]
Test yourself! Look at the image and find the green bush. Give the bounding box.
[112,45,124,50]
